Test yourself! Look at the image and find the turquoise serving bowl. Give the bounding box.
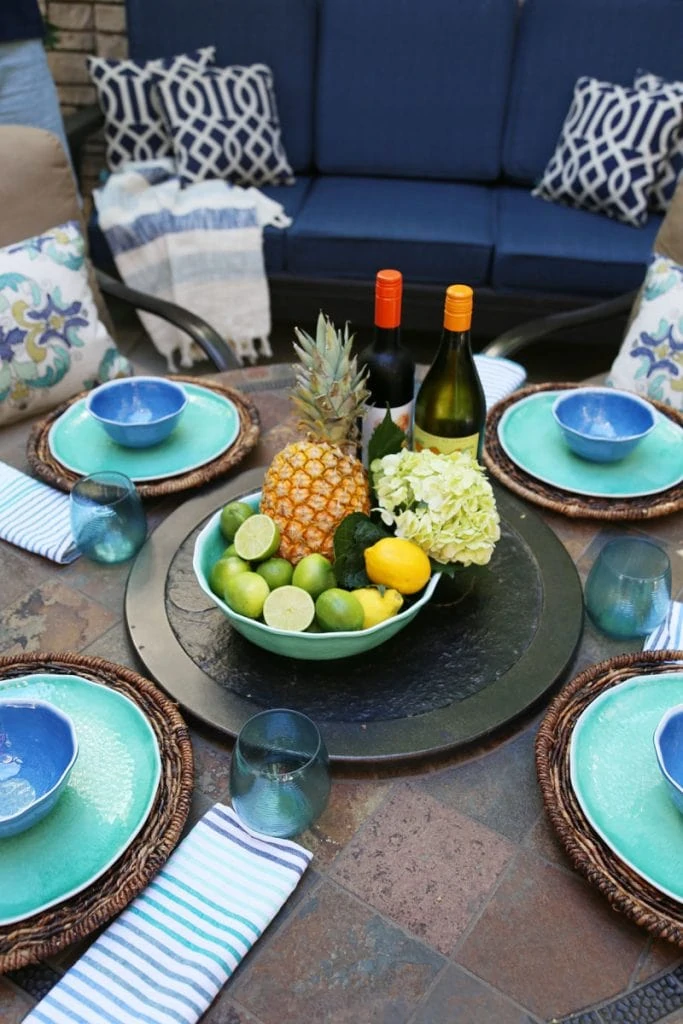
[0,699,78,838]
[193,491,439,660]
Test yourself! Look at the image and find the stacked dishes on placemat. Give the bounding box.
[0,653,193,972]
[26,375,260,499]
[484,382,683,519]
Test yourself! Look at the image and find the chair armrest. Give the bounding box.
[481,291,637,359]
[96,270,239,371]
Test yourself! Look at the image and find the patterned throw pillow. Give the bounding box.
[634,71,683,213]
[607,255,683,409]
[532,76,683,227]
[87,47,215,171]
[0,222,131,426]
[153,63,294,188]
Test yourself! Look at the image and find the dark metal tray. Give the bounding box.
[125,466,583,764]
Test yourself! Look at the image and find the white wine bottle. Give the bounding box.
[359,269,415,463]
[413,283,485,460]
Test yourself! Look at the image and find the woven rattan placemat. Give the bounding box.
[0,652,193,973]
[484,383,683,520]
[26,375,260,499]
[536,650,683,945]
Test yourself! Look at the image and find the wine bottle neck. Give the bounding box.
[438,327,472,354]
[372,324,401,351]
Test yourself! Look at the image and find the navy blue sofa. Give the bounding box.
[90,0,683,334]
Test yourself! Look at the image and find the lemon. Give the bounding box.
[315,588,364,632]
[291,553,336,598]
[262,585,315,632]
[223,571,270,619]
[234,514,281,562]
[256,557,294,590]
[219,501,254,542]
[364,537,431,595]
[209,555,250,596]
[352,587,404,629]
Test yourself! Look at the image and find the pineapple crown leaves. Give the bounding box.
[292,311,370,447]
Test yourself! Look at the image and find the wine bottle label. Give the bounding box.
[362,400,414,464]
[413,424,479,458]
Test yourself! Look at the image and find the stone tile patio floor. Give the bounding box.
[0,315,682,1022]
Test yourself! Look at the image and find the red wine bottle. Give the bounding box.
[359,269,415,463]
[413,283,486,461]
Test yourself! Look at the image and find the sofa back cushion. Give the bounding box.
[124,0,317,173]
[503,0,683,185]
[315,0,517,181]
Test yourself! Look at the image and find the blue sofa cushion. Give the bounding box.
[286,177,495,283]
[124,0,317,173]
[153,63,294,188]
[492,187,662,296]
[503,0,683,185]
[532,76,683,228]
[260,178,313,274]
[315,0,517,181]
[635,71,683,213]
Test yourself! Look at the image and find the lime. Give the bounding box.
[234,514,281,562]
[219,501,255,542]
[221,543,238,559]
[223,571,270,619]
[292,553,336,598]
[209,555,250,596]
[262,585,315,632]
[256,557,294,590]
[315,588,364,632]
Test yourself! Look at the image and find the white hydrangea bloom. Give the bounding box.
[371,449,500,566]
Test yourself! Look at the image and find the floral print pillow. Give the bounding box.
[607,254,683,410]
[0,221,131,425]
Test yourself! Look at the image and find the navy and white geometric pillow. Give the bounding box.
[532,76,683,227]
[633,71,683,213]
[153,63,294,188]
[87,47,215,171]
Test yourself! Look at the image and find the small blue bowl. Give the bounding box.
[654,704,683,816]
[86,377,188,448]
[552,387,656,463]
[0,700,79,838]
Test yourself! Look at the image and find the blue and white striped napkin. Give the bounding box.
[473,354,527,409]
[23,804,312,1024]
[644,601,683,651]
[0,462,78,563]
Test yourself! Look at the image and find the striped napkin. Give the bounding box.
[0,462,78,563]
[23,804,312,1024]
[473,354,527,409]
[644,601,683,651]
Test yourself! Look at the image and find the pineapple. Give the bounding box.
[260,312,371,563]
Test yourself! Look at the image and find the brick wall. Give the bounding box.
[40,0,129,195]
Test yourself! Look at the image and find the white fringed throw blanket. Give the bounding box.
[94,160,291,369]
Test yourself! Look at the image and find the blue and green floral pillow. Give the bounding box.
[607,254,683,409]
[0,220,131,425]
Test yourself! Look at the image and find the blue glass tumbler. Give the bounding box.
[229,709,330,838]
[69,471,147,564]
[585,537,671,639]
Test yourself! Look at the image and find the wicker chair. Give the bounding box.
[0,125,238,372]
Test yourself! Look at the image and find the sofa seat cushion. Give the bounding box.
[286,177,495,284]
[492,187,662,296]
[260,177,313,273]
[315,0,516,182]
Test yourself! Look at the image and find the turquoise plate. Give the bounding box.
[48,382,240,482]
[0,674,161,925]
[498,391,683,498]
[570,671,683,903]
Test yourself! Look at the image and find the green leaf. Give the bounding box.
[333,512,391,590]
[367,408,407,465]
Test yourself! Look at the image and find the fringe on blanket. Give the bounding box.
[94,160,291,370]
